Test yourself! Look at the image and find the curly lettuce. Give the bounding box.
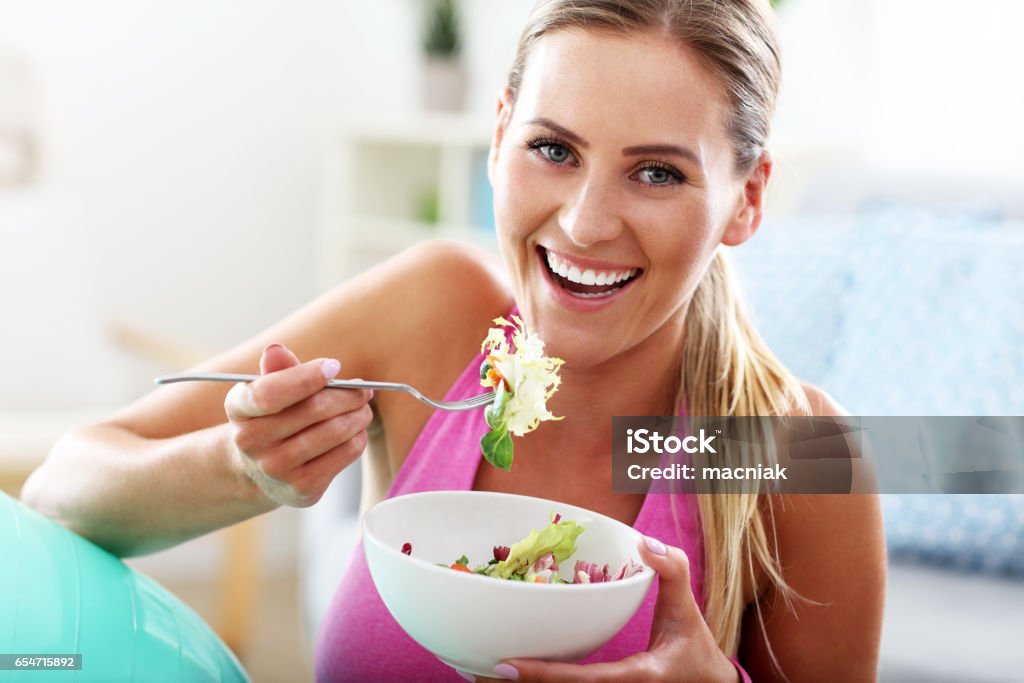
[478,315,564,470]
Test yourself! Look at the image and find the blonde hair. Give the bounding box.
[507,0,811,662]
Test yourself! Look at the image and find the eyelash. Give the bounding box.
[638,160,686,186]
[524,136,686,187]
[526,137,576,165]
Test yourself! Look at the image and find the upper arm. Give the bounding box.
[103,239,511,440]
[739,383,886,682]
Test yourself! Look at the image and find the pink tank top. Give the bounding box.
[314,333,705,682]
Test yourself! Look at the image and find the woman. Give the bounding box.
[22,0,885,680]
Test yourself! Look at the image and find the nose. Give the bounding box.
[558,177,625,248]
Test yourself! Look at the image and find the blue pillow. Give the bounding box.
[823,207,1024,416]
[731,214,862,385]
[884,494,1024,578]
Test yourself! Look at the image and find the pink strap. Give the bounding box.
[731,658,752,683]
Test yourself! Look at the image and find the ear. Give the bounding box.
[721,150,772,247]
[487,87,514,185]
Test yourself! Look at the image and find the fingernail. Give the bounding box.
[493,663,519,680]
[321,358,341,379]
[644,536,667,556]
[264,343,284,353]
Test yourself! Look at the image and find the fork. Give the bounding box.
[154,373,496,412]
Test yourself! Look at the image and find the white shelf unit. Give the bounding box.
[317,113,499,290]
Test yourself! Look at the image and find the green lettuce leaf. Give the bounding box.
[485,517,584,579]
[480,427,513,471]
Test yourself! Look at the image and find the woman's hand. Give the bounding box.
[475,537,740,683]
[224,343,373,508]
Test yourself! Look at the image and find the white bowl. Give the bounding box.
[362,490,655,679]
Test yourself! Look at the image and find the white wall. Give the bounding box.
[770,0,1024,211]
[0,0,533,408]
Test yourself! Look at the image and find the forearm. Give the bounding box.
[19,422,277,557]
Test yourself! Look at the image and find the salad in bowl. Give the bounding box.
[362,491,655,679]
[406,512,644,585]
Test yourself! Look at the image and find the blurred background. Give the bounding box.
[1,1,1022,681]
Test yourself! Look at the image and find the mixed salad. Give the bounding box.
[478,316,565,471]
[403,513,644,585]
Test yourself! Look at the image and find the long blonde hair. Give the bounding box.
[507,0,811,659]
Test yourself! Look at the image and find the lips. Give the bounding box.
[538,246,643,300]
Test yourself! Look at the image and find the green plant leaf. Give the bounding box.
[424,0,460,56]
[480,427,513,471]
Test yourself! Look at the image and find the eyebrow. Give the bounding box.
[523,117,589,148]
[522,117,703,169]
[622,143,702,168]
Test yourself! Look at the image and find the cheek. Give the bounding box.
[637,201,716,267]
[493,152,555,243]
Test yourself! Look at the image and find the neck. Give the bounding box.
[532,310,687,457]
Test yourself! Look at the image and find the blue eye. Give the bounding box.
[527,137,576,166]
[543,144,571,164]
[634,163,684,187]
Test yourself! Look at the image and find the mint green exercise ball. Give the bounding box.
[1,492,250,683]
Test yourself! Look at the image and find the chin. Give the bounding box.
[525,309,622,370]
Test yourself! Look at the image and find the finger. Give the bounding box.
[260,343,301,374]
[242,382,373,445]
[227,356,341,420]
[270,403,373,470]
[490,651,655,683]
[637,536,703,648]
[290,428,370,501]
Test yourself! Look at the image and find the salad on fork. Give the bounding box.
[478,316,565,471]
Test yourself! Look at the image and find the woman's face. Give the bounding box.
[490,29,764,370]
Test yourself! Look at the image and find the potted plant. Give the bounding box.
[421,0,466,112]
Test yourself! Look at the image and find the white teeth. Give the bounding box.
[570,287,622,298]
[544,249,637,287]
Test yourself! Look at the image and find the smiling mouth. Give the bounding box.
[538,246,643,298]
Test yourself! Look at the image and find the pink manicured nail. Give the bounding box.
[644,536,667,556]
[321,359,341,379]
[493,663,519,680]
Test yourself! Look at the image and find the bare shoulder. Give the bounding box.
[744,383,885,680]
[377,240,513,359]
[797,381,850,417]
[104,239,511,437]
[362,240,514,382]
[217,237,512,381]
[776,382,878,527]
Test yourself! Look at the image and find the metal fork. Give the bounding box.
[154,373,496,412]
